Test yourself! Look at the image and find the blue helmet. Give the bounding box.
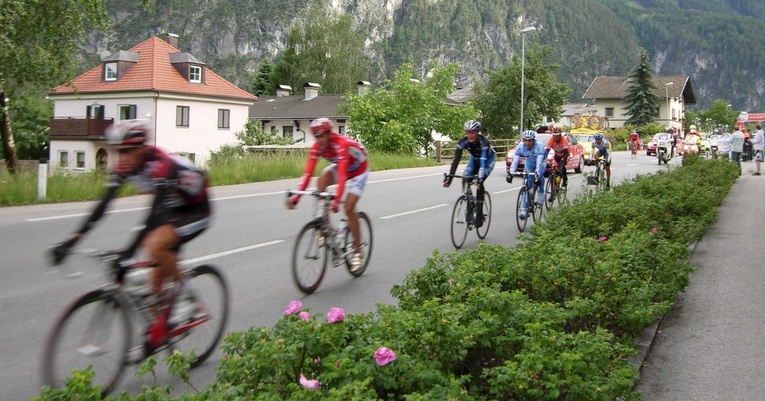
[464,120,481,131]
[521,130,536,140]
[593,133,604,141]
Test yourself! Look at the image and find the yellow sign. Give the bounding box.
[570,113,609,132]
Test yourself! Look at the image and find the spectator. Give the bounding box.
[719,131,732,161]
[743,128,752,162]
[752,124,764,175]
[731,127,745,176]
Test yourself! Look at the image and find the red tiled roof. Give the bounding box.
[50,37,256,102]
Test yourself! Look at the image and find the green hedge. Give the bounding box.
[35,156,739,400]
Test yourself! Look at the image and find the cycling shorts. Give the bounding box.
[167,207,210,246]
[322,164,369,197]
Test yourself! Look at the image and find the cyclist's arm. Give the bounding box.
[509,146,521,173]
[448,146,464,177]
[606,143,613,163]
[72,176,122,238]
[292,148,320,202]
[333,140,350,206]
[478,138,490,183]
[534,151,545,177]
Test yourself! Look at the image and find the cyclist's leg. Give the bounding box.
[144,225,182,295]
[475,155,495,224]
[605,161,612,188]
[560,155,568,187]
[317,164,338,191]
[344,170,368,250]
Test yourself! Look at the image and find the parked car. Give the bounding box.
[572,133,595,163]
[505,133,585,175]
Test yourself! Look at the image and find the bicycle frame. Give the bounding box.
[289,190,355,264]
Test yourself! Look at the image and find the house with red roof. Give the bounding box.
[48,34,256,171]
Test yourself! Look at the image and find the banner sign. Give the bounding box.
[745,112,765,121]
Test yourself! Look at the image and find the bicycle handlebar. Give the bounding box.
[443,173,477,181]
[509,171,538,178]
[287,190,335,201]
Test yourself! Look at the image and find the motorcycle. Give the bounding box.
[682,139,699,158]
[708,134,720,159]
[656,133,673,165]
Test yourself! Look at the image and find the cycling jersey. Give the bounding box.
[509,141,547,176]
[546,136,570,156]
[296,133,368,203]
[448,134,496,183]
[592,138,612,163]
[629,133,640,143]
[77,146,210,257]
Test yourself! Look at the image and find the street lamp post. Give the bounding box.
[665,82,674,129]
[520,26,536,134]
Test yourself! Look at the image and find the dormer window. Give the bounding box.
[104,62,118,81]
[189,65,202,83]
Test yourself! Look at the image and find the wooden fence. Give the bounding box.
[435,138,515,163]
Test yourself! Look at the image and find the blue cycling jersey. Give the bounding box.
[509,141,547,176]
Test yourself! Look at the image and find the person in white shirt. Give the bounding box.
[731,127,746,176]
[718,131,733,161]
[752,123,765,175]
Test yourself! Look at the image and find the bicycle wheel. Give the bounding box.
[450,194,469,248]
[476,192,491,239]
[531,189,544,222]
[544,175,556,211]
[291,221,329,294]
[42,289,132,396]
[169,265,229,367]
[516,187,529,232]
[344,211,373,277]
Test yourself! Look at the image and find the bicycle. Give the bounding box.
[444,173,492,249]
[585,156,608,196]
[544,164,568,211]
[288,190,373,294]
[628,140,638,159]
[42,249,230,396]
[510,171,544,233]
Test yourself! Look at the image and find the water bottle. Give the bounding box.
[337,219,348,236]
[124,267,151,296]
[555,176,561,187]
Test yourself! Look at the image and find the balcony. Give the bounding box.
[49,117,114,139]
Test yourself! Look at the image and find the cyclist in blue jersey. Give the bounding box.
[506,130,547,220]
[444,120,495,228]
[590,132,612,189]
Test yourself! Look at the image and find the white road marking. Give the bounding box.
[380,204,448,220]
[180,240,284,265]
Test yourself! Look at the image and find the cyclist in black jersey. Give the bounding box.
[51,120,211,300]
[443,120,496,228]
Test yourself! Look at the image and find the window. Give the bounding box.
[176,106,190,127]
[338,125,345,135]
[118,105,137,121]
[87,104,105,119]
[282,126,294,139]
[104,62,117,81]
[605,108,614,118]
[217,109,230,129]
[59,151,69,168]
[189,65,202,83]
[75,151,86,170]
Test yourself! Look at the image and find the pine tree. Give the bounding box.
[251,58,274,96]
[623,49,661,127]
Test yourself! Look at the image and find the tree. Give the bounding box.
[271,9,372,95]
[341,62,478,155]
[0,0,111,173]
[251,58,274,96]
[472,46,570,139]
[703,100,738,132]
[623,49,661,127]
[9,93,52,160]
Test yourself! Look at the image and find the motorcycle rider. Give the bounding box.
[685,125,702,155]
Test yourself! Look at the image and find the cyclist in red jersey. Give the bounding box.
[545,126,569,200]
[52,120,211,306]
[629,131,640,154]
[287,118,369,272]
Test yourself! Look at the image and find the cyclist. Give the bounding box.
[629,130,640,154]
[443,120,495,228]
[507,129,547,220]
[545,125,569,201]
[287,118,369,272]
[51,119,211,314]
[591,132,612,189]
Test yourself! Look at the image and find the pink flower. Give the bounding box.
[327,307,345,323]
[299,374,319,391]
[335,360,341,367]
[283,300,302,315]
[448,278,453,285]
[299,311,311,322]
[651,227,658,233]
[374,347,397,366]
[314,357,321,364]
[598,236,607,242]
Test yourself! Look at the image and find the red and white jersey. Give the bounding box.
[296,133,368,200]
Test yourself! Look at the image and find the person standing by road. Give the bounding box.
[444,120,495,228]
[731,126,745,176]
[719,131,732,161]
[752,124,764,175]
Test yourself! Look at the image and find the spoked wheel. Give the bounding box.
[516,187,529,232]
[476,192,491,239]
[657,151,663,165]
[291,221,329,294]
[544,177,556,211]
[42,289,132,397]
[169,265,229,368]
[343,211,373,277]
[450,195,469,249]
[530,190,544,222]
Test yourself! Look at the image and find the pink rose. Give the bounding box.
[374,347,397,366]
[299,311,310,322]
[651,227,658,233]
[284,300,302,315]
[598,236,607,242]
[327,307,345,323]
[299,374,319,391]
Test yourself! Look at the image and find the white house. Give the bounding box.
[48,34,257,171]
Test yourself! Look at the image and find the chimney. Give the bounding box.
[276,85,292,97]
[357,80,371,95]
[304,82,321,100]
[160,33,179,49]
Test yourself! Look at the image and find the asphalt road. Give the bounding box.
[0,150,667,399]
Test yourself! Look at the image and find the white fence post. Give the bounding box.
[37,158,47,200]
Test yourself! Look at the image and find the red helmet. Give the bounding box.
[310,118,334,137]
[106,119,151,146]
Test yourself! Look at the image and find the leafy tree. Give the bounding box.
[251,58,274,96]
[0,0,112,173]
[623,49,661,127]
[9,93,52,160]
[341,62,478,155]
[472,46,570,139]
[271,9,371,95]
[702,100,738,132]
